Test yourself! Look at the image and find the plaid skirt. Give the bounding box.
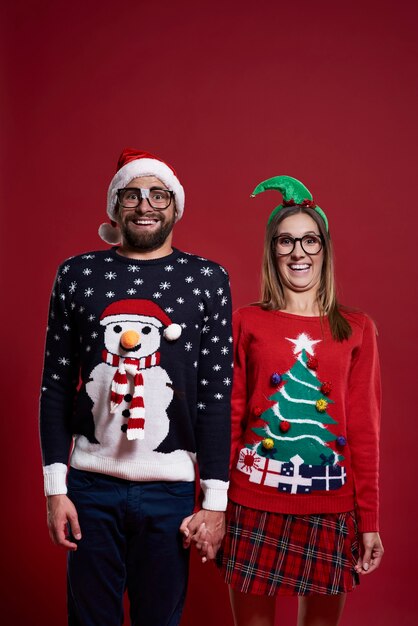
[217,501,360,596]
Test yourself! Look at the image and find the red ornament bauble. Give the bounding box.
[280,420,291,433]
[307,356,318,370]
[321,381,332,395]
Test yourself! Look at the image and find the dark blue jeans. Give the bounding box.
[67,468,195,626]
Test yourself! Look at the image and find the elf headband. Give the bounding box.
[250,175,328,232]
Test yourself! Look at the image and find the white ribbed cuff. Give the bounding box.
[43,463,68,495]
[200,479,229,511]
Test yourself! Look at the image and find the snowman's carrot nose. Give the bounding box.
[120,330,140,350]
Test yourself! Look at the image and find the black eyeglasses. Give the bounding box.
[117,187,174,210]
[273,234,323,256]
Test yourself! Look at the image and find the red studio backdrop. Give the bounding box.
[2,1,417,624]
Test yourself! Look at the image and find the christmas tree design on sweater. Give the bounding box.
[237,333,347,494]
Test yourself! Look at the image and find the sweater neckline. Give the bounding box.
[270,309,322,322]
[109,246,181,267]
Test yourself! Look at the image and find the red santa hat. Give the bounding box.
[99,299,182,341]
[99,148,185,245]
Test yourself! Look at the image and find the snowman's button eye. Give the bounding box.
[142,326,151,335]
[113,325,122,333]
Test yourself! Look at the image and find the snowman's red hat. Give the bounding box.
[100,299,182,341]
[99,148,185,245]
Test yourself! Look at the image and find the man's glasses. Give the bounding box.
[117,187,174,210]
[273,234,323,256]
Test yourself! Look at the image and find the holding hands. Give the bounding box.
[180,509,225,563]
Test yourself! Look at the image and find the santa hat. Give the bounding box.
[250,175,329,231]
[100,299,182,341]
[99,148,185,244]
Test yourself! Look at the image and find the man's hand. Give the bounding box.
[180,510,225,562]
[355,532,384,575]
[47,494,81,551]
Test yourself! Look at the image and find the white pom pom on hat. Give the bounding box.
[98,221,122,245]
[99,148,185,244]
[163,323,182,341]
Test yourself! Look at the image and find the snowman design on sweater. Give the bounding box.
[86,299,182,452]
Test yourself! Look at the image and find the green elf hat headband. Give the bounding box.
[250,175,329,232]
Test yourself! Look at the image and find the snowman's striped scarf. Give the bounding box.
[102,350,161,440]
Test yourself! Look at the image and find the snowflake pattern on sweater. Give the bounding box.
[40,248,232,510]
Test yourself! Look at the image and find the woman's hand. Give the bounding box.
[180,509,225,562]
[355,532,384,575]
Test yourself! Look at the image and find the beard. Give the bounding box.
[121,213,176,252]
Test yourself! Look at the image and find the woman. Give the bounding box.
[217,175,384,626]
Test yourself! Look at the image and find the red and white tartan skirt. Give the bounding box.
[217,501,360,596]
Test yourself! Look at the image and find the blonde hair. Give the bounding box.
[257,205,352,341]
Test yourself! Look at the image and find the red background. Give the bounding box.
[2,0,417,624]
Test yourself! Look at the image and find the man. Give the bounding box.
[40,148,232,626]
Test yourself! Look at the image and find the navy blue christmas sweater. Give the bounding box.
[40,247,232,510]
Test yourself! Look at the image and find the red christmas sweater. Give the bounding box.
[228,306,381,533]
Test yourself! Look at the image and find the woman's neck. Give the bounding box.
[281,290,320,316]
